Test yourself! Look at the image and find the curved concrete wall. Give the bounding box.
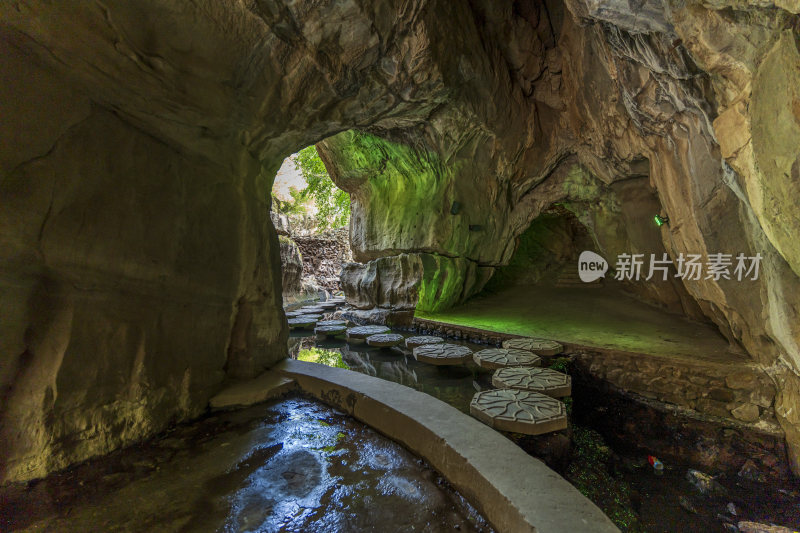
[274,359,620,533]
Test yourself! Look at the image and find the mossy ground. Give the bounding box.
[417,285,742,363]
[566,426,645,532]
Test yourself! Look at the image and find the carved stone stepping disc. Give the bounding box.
[294,314,321,321]
[366,333,404,347]
[404,336,444,349]
[300,307,328,314]
[472,348,541,369]
[470,389,567,435]
[317,302,338,310]
[288,317,317,329]
[346,325,391,340]
[316,320,347,327]
[285,310,305,317]
[502,337,563,356]
[413,343,472,366]
[315,325,347,336]
[492,367,571,397]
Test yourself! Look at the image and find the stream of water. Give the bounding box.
[288,311,800,533]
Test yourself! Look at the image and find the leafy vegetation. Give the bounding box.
[297,347,349,369]
[566,426,644,532]
[291,146,350,230]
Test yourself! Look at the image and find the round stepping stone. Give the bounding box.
[412,343,472,366]
[470,389,567,435]
[502,337,563,356]
[492,367,571,397]
[285,310,305,317]
[315,324,347,337]
[346,325,391,342]
[294,314,321,321]
[317,302,338,310]
[316,320,347,327]
[288,317,317,329]
[366,333,404,347]
[405,335,444,349]
[472,348,541,369]
[301,307,328,314]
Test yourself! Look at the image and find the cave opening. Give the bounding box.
[3,1,800,532]
[272,142,352,304]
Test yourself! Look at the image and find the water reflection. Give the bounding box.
[289,328,491,414]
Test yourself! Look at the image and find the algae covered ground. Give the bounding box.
[416,285,745,364]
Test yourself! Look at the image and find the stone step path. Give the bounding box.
[366,333,404,347]
[502,337,563,356]
[346,325,391,344]
[413,343,472,366]
[492,367,571,398]
[315,324,347,338]
[288,317,318,329]
[470,389,567,435]
[316,320,347,327]
[404,335,444,349]
[473,348,541,369]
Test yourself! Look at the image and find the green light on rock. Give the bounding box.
[654,214,669,227]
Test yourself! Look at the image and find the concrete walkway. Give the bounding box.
[274,359,620,533]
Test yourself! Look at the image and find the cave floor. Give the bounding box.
[416,286,748,365]
[0,396,491,533]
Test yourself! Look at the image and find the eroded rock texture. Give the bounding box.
[0,0,466,483]
[1,0,799,482]
[318,0,800,472]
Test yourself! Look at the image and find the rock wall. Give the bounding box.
[278,236,303,296]
[0,0,471,483]
[319,0,800,473]
[294,229,351,291]
[2,0,800,482]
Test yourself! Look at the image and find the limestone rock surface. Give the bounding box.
[3,0,800,483]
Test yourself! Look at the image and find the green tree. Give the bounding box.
[293,146,350,230]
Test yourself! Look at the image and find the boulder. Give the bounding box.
[279,236,303,296]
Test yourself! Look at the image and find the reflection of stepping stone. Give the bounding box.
[315,324,347,337]
[346,325,391,344]
[470,389,567,435]
[492,367,571,397]
[502,337,563,356]
[317,320,347,327]
[366,333,404,347]
[413,344,472,366]
[405,335,444,349]
[288,317,317,329]
[472,348,541,369]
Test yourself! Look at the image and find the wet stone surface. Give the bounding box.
[413,343,473,365]
[345,325,391,340]
[470,389,568,435]
[365,333,404,347]
[314,325,347,336]
[405,335,445,349]
[472,348,542,369]
[288,317,318,329]
[492,367,571,397]
[502,337,563,356]
[0,396,494,533]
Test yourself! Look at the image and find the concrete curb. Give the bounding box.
[274,358,620,533]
